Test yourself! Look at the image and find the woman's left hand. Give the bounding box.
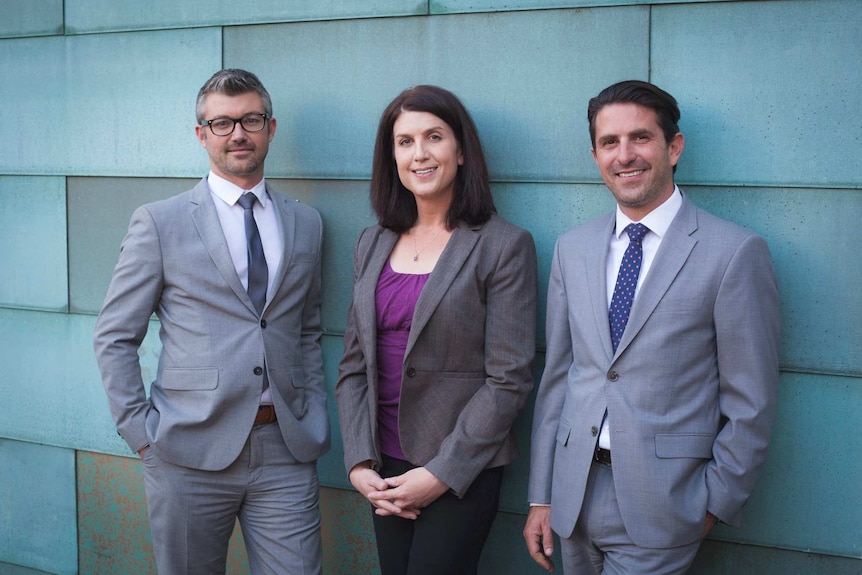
[368,467,449,514]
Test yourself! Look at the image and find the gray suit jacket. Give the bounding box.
[528,194,780,548]
[336,215,537,497]
[94,178,330,470]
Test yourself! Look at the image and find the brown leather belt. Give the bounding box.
[254,405,277,425]
[594,447,612,466]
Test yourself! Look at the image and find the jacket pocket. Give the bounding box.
[160,368,218,390]
[286,366,307,419]
[655,433,714,459]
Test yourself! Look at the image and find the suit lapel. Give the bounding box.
[268,186,296,312]
[588,214,617,361]
[355,227,399,371]
[614,197,698,357]
[189,179,256,313]
[405,223,480,358]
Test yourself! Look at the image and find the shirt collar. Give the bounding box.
[207,171,268,208]
[613,185,682,240]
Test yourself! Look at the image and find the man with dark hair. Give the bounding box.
[94,69,329,574]
[524,80,780,574]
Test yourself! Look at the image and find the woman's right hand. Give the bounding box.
[349,462,420,520]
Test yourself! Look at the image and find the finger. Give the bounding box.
[531,551,555,572]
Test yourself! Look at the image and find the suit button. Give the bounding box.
[591,426,598,436]
[406,367,416,377]
[260,319,267,328]
[253,367,263,376]
[608,370,619,382]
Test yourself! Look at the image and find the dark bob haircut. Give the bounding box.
[370,85,495,233]
[587,80,681,172]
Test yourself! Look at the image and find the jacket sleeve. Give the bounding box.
[92,206,164,453]
[335,227,381,473]
[424,226,538,496]
[706,233,780,525]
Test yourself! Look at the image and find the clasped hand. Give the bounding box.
[349,464,449,520]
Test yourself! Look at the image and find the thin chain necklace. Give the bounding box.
[411,226,443,261]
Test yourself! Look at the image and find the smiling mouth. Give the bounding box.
[414,168,437,175]
[618,169,645,178]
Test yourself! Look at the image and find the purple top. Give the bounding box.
[375,260,430,460]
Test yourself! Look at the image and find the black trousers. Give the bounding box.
[372,455,504,575]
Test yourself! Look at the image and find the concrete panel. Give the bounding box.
[0,309,159,456]
[0,0,63,38]
[0,30,219,177]
[432,0,717,13]
[282,179,377,334]
[319,487,380,574]
[685,187,862,377]
[693,539,862,575]
[77,451,250,574]
[708,373,862,558]
[224,8,648,182]
[653,0,862,188]
[65,0,427,34]
[0,439,76,575]
[319,333,353,490]
[0,176,67,312]
[68,177,197,315]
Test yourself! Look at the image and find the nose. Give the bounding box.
[230,122,249,140]
[617,140,636,164]
[413,141,429,161]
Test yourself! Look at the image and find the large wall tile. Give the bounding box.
[0,0,63,38]
[0,30,219,177]
[68,177,197,314]
[224,8,648,182]
[66,0,427,34]
[653,0,862,188]
[709,373,862,558]
[77,451,250,573]
[432,0,715,13]
[693,539,862,575]
[686,187,862,377]
[0,309,158,456]
[0,176,67,311]
[0,440,76,575]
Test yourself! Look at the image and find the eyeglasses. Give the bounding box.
[201,113,269,136]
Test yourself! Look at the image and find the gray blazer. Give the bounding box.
[528,194,780,548]
[336,215,537,497]
[93,178,330,470]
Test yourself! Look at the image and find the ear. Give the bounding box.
[267,117,277,142]
[668,132,684,167]
[590,147,598,165]
[195,124,207,148]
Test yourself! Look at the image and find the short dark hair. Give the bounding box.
[195,69,273,123]
[370,85,495,233]
[587,80,680,149]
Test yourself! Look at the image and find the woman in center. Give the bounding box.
[336,85,538,575]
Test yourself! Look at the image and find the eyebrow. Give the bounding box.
[394,125,447,139]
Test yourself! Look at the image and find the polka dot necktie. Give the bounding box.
[609,223,650,353]
[237,193,268,316]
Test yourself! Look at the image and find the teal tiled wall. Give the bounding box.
[1,0,860,573]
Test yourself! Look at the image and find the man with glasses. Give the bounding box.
[94,69,329,574]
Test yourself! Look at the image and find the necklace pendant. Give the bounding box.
[413,255,419,262]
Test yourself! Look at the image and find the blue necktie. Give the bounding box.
[237,193,268,316]
[609,223,649,352]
